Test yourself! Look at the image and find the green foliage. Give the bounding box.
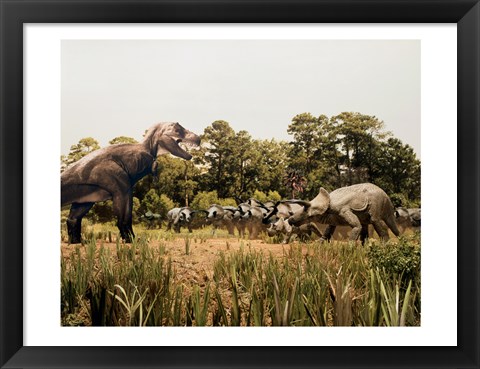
[109,136,138,145]
[251,190,284,203]
[389,193,420,208]
[389,193,409,208]
[155,156,200,206]
[267,190,282,202]
[61,111,422,327]
[253,140,289,198]
[191,191,219,210]
[158,194,175,218]
[286,113,334,198]
[61,230,421,327]
[139,190,175,219]
[189,190,235,209]
[218,198,237,207]
[195,120,236,198]
[252,190,268,203]
[61,137,100,170]
[89,201,114,223]
[367,237,421,287]
[194,121,289,199]
[374,138,421,202]
[62,110,421,228]
[84,197,141,224]
[283,112,420,203]
[328,112,389,186]
[132,197,141,223]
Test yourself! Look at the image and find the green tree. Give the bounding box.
[267,190,282,202]
[252,190,269,203]
[132,197,141,224]
[133,156,200,207]
[109,136,138,145]
[250,190,281,203]
[195,121,236,198]
[231,130,255,196]
[286,113,338,197]
[190,191,220,210]
[62,137,100,170]
[328,112,390,186]
[218,198,237,207]
[178,161,198,207]
[252,139,289,198]
[89,201,113,223]
[287,113,325,174]
[375,138,421,203]
[195,121,292,199]
[139,189,175,218]
[158,194,176,218]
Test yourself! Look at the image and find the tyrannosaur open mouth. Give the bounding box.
[174,134,201,160]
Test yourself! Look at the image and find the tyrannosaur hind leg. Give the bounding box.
[67,202,94,244]
[112,192,135,243]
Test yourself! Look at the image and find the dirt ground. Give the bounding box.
[60,223,406,293]
[61,236,303,289]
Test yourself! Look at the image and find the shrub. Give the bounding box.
[389,193,420,208]
[218,198,237,207]
[139,189,175,218]
[158,194,175,218]
[367,237,421,287]
[191,191,219,210]
[267,190,282,202]
[87,201,113,223]
[132,197,141,224]
[252,190,268,203]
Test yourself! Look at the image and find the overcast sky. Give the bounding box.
[61,40,420,157]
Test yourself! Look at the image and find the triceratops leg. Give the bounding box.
[307,222,323,239]
[226,222,235,236]
[66,202,94,244]
[371,219,389,241]
[360,224,369,245]
[282,232,292,244]
[322,225,336,242]
[340,210,363,241]
[383,214,400,237]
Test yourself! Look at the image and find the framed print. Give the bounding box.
[0,0,479,368]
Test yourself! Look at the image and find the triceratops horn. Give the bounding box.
[195,210,209,215]
[287,200,311,209]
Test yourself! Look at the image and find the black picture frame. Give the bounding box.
[1,1,478,368]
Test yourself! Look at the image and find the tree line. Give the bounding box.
[61,112,421,223]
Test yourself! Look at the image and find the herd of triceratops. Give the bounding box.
[160,188,420,244]
[61,122,420,244]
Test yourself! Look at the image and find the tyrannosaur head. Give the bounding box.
[144,122,201,160]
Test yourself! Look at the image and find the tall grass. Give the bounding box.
[61,231,420,326]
